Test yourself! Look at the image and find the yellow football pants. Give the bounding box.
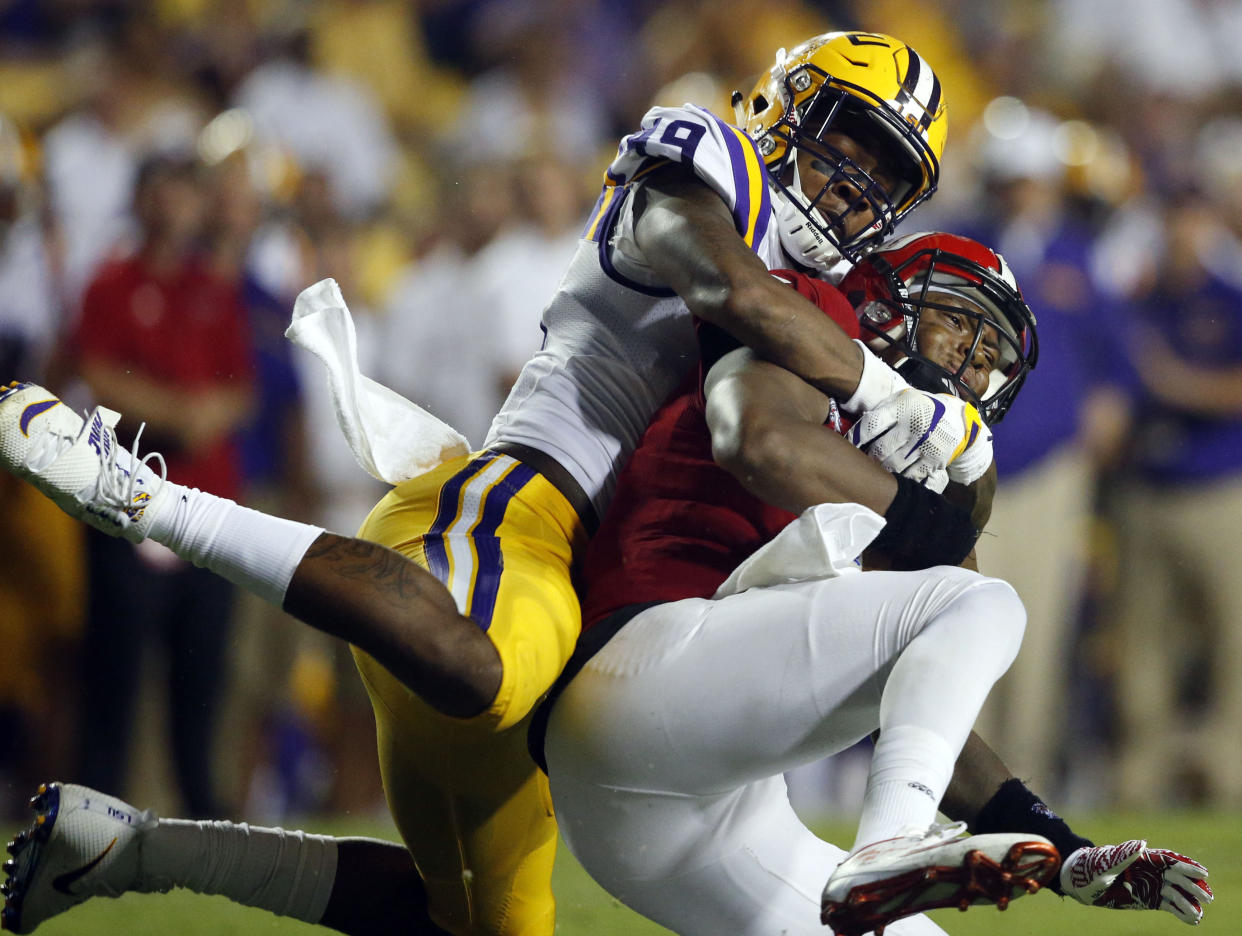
[353,451,586,936]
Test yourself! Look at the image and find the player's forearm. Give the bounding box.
[714,417,898,516]
[633,176,864,398]
[949,731,1212,918]
[939,730,1014,826]
[706,352,978,569]
[945,731,1100,894]
[284,533,502,718]
[706,275,867,400]
[706,352,897,515]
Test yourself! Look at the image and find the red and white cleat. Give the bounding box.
[821,821,1060,935]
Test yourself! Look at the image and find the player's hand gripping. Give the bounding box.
[1060,840,1213,925]
[848,388,993,493]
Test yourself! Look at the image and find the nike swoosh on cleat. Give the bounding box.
[51,838,117,896]
[18,400,60,437]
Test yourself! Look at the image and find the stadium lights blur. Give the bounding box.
[975,97,1137,203]
[982,97,1106,172]
[980,96,1032,141]
[197,109,255,166]
[1051,120,1099,167]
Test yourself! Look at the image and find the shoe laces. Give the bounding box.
[94,419,167,520]
[919,820,967,842]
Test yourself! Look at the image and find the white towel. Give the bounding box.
[285,278,470,485]
[713,502,885,598]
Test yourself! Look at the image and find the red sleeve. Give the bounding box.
[769,269,861,339]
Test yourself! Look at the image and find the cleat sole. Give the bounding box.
[2,783,63,935]
[822,840,1061,936]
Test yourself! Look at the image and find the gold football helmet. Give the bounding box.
[735,32,948,268]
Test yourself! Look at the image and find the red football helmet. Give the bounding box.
[839,231,1038,424]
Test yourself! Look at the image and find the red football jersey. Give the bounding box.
[581,270,860,627]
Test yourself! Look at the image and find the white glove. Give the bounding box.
[1061,840,1213,925]
[848,388,993,490]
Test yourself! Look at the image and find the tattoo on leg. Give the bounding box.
[302,535,446,611]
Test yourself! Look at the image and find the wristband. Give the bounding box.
[869,474,979,570]
[841,340,908,414]
[974,778,1094,894]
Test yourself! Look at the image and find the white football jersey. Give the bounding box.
[485,105,790,516]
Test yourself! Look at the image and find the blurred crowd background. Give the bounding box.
[2,0,1242,825]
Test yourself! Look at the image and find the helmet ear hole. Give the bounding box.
[751,94,769,115]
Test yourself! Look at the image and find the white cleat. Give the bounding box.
[0,381,169,542]
[0,381,85,467]
[2,783,156,933]
[821,821,1061,935]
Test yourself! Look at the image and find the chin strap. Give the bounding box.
[772,165,843,273]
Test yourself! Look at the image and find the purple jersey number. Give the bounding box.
[627,118,706,166]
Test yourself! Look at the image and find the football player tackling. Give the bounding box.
[1,32,983,936]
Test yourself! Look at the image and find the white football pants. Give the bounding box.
[545,566,1025,936]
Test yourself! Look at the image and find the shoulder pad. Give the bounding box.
[605,105,775,249]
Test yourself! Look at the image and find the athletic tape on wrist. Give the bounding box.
[841,340,905,415]
[974,778,1094,893]
[869,474,978,570]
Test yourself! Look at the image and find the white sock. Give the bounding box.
[852,726,955,850]
[853,579,1026,851]
[138,819,339,924]
[147,482,324,606]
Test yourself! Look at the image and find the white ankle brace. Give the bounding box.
[140,819,339,924]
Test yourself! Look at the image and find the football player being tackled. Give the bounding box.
[537,231,1211,936]
[2,31,982,936]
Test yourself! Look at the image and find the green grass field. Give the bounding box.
[5,809,1234,934]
